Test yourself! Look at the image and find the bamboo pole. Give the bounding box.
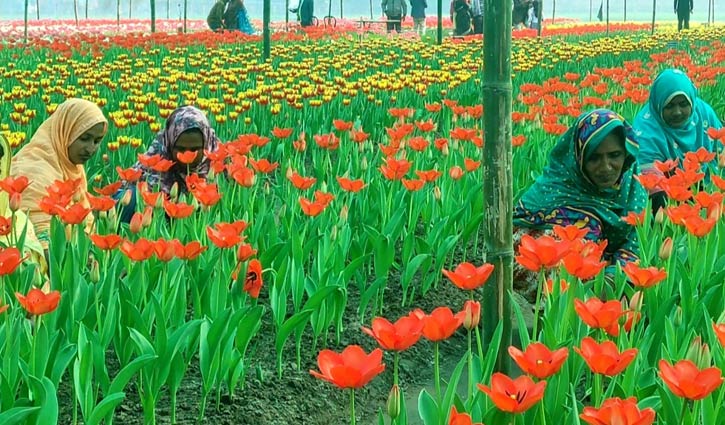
[74,0,79,24]
[183,0,188,33]
[36,0,39,19]
[651,0,655,34]
[605,0,609,36]
[437,0,442,45]
[24,0,28,43]
[117,0,121,27]
[537,0,543,36]
[590,0,592,21]
[482,0,513,375]
[552,0,556,23]
[151,0,156,32]
[370,0,373,18]
[86,0,89,19]
[340,0,343,19]
[263,0,271,60]
[624,0,627,21]
[167,0,170,19]
[286,0,290,26]
[129,0,132,19]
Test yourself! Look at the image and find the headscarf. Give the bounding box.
[0,134,46,273]
[634,69,723,174]
[514,109,648,252]
[136,106,220,194]
[10,98,107,242]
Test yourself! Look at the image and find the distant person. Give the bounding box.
[382,0,407,33]
[299,0,315,27]
[410,0,427,37]
[452,0,472,36]
[674,0,693,30]
[471,0,483,34]
[513,0,529,29]
[207,0,228,31]
[222,0,255,34]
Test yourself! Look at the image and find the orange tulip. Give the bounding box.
[236,243,257,262]
[206,226,242,249]
[0,247,24,276]
[310,345,385,389]
[163,199,195,219]
[361,312,423,351]
[463,158,481,172]
[580,397,656,425]
[449,166,464,180]
[621,211,646,226]
[119,238,155,262]
[0,217,11,236]
[553,224,589,241]
[288,172,317,190]
[299,197,327,217]
[420,307,463,342]
[15,287,61,316]
[336,176,366,193]
[249,158,279,174]
[448,406,482,425]
[116,166,143,183]
[87,193,116,212]
[176,150,198,164]
[379,158,411,181]
[89,233,123,251]
[515,234,571,272]
[176,241,207,260]
[0,175,30,195]
[137,154,174,172]
[682,215,717,238]
[243,259,263,298]
[153,238,179,262]
[658,359,723,400]
[574,298,625,337]
[562,251,607,280]
[574,337,637,376]
[332,119,353,132]
[271,127,293,139]
[191,184,222,208]
[57,204,91,225]
[442,262,494,290]
[508,342,569,379]
[477,373,546,414]
[622,263,667,288]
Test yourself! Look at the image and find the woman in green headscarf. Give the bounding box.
[513,109,647,302]
[634,69,723,213]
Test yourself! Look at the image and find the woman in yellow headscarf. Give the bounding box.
[0,134,47,275]
[10,98,107,251]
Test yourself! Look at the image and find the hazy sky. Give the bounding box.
[0,0,722,23]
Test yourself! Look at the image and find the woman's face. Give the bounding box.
[172,129,205,168]
[67,122,106,165]
[662,94,692,128]
[583,132,626,189]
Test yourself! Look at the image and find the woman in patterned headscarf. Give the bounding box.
[10,98,107,249]
[512,109,647,302]
[117,106,220,222]
[634,69,723,213]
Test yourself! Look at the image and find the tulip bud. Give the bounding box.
[8,192,21,212]
[719,152,725,169]
[264,181,270,195]
[64,224,72,240]
[461,300,481,330]
[320,180,328,193]
[89,258,100,284]
[386,385,401,420]
[330,225,338,241]
[120,189,132,206]
[142,206,154,228]
[107,205,118,223]
[708,203,722,221]
[360,156,368,171]
[286,166,294,180]
[169,182,179,200]
[673,305,683,327]
[207,167,216,181]
[339,204,348,222]
[658,237,673,261]
[686,336,712,370]
[433,186,441,201]
[441,143,449,157]
[654,207,665,224]
[129,212,143,234]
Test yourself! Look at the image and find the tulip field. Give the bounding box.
[1,17,725,425]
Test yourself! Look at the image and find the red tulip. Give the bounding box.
[477,372,546,414]
[515,234,570,272]
[420,307,463,342]
[15,287,61,316]
[574,337,637,376]
[310,345,385,389]
[659,359,723,400]
[622,263,667,288]
[89,233,123,251]
[361,313,423,351]
[119,238,155,262]
[574,298,625,337]
[242,259,263,299]
[442,262,494,290]
[508,342,569,379]
[0,247,24,276]
[448,406,483,425]
[580,397,656,425]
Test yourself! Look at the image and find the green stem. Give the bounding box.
[531,269,545,340]
[434,342,441,403]
[350,388,356,425]
[198,392,207,424]
[679,400,688,424]
[593,372,602,407]
[539,401,546,425]
[170,390,177,424]
[394,352,399,386]
[467,328,473,402]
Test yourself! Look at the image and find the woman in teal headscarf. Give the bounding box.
[513,109,647,302]
[634,69,723,213]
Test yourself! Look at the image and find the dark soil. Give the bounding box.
[56,278,486,425]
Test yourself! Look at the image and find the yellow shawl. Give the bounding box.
[10,98,107,247]
[0,134,46,274]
